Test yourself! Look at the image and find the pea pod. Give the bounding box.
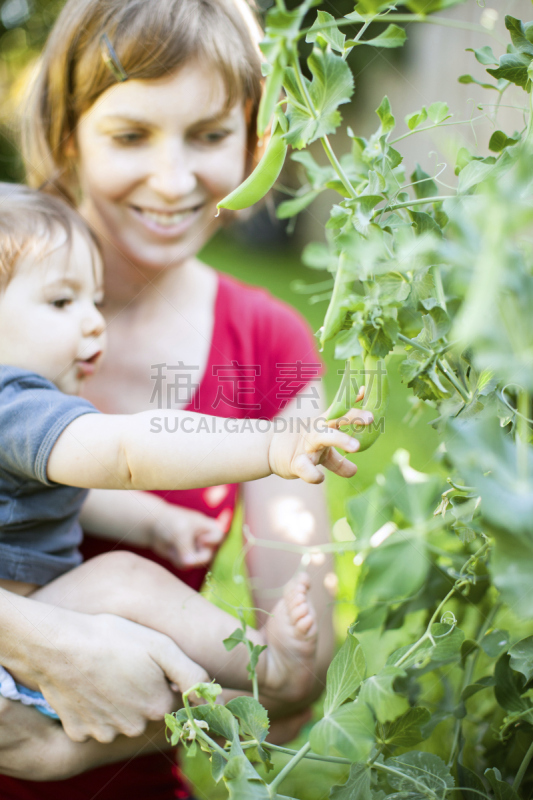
[326,353,389,453]
[257,61,285,137]
[320,252,354,349]
[217,126,288,212]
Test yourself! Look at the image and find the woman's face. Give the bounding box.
[75,60,248,273]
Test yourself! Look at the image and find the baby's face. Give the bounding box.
[0,228,107,395]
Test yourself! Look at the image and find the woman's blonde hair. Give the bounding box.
[0,183,101,288]
[22,0,263,201]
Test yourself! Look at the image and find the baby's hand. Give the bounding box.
[268,407,374,484]
[148,504,224,569]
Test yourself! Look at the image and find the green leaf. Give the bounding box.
[409,210,443,237]
[348,24,407,50]
[306,11,345,53]
[380,706,431,747]
[508,636,533,683]
[488,130,520,152]
[494,654,529,713]
[411,165,438,199]
[323,626,366,715]
[277,191,320,219]
[285,48,354,149]
[458,74,498,90]
[191,704,240,742]
[358,667,409,723]
[487,53,532,90]
[225,696,270,744]
[302,241,334,270]
[211,751,227,783]
[376,96,395,137]
[485,768,521,800]
[335,327,363,360]
[505,16,533,58]
[291,150,335,189]
[457,149,515,193]
[405,107,428,130]
[347,483,394,548]
[385,751,454,796]
[223,753,270,800]
[466,45,498,66]
[480,629,510,658]
[428,102,450,124]
[330,763,373,800]
[224,628,248,651]
[357,538,429,607]
[309,700,376,762]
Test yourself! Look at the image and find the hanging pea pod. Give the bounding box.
[326,353,389,453]
[257,60,286,137]
[319,252,354,349]
[217,124,288,212]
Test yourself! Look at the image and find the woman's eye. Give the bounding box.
[51,298,72,309]
[197,129,230,145]
[112,132,146,145]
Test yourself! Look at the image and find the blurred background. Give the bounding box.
[0,0,531,796]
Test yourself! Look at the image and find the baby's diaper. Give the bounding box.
[0,665,59,719]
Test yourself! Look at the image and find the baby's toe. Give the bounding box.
[290,601,310,625]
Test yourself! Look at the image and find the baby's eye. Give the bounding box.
[51,298,72,309]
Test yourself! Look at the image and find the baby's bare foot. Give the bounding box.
[261,573,317,702]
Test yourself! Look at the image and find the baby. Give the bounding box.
[0,185,370,727]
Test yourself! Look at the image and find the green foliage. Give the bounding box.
[169,4,533,799]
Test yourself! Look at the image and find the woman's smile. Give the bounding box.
[128,203,204,237]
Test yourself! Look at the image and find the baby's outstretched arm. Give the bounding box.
[47,407,373,491]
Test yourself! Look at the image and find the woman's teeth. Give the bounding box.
[137,208,197,227]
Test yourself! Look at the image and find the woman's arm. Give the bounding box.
[243,391,338,719]
[0,697,171,781]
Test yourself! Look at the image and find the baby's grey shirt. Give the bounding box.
[0,366,100,585]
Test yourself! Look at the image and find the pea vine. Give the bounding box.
[170,2,533,797]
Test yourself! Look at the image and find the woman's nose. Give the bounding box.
[147,141,198,200]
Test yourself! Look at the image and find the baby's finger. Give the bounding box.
[199,526,225,546]
[327,408,374,430]
[293,453,325,484]
[355,384,366,403]
[310,427,360,454]
[321,446,358,478]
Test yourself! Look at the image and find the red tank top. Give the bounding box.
[0,274,322,799]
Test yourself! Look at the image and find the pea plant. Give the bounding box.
[168,2,533,797]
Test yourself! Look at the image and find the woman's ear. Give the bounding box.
[63,134,78,160]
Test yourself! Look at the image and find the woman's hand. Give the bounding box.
[149,505,224,569]
[5,597,201,744]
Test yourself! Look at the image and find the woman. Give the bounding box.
[0,0,340,796]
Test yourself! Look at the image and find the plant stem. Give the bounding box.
[513,740,533,791]
[390,116,487,145]
[182,692,229,760]
[448,601,502,767]
[321,137,357,198]
[269,742,312,796]
[394,581,467,668]
[299,15,505,42]
[380,194,455,212]
[432,265,447,311]
[436,358,471,403]
[397,332,432,355]
[242,740,353,765]
[517,389,530,485]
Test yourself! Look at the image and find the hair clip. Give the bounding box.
[100,33,129,82]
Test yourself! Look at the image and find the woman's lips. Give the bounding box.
[129,204,204,238]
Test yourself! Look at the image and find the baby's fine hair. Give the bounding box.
[0,183,100,289]
[22,0,264,200]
